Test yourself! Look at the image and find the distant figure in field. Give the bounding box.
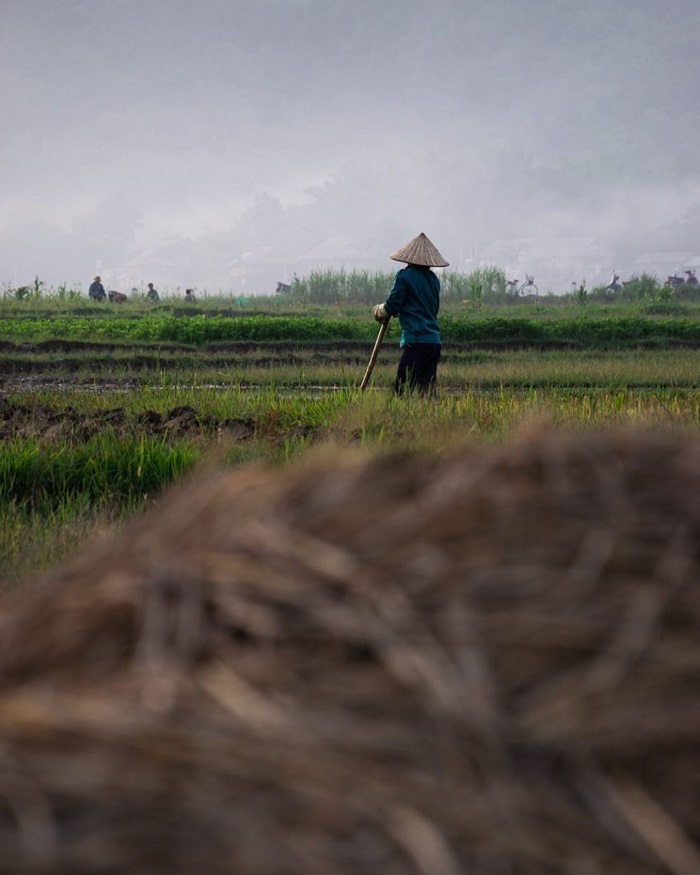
[371,232,449,396]
[184,288,196,303]
[146,283,159,302]
[605,271,622,293]
[108,290,128,303]
[88,275,106,301]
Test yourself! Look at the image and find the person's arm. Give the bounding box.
[372,270,410,322]
[384,271,407,316]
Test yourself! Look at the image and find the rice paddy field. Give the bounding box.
[1,289,699,588]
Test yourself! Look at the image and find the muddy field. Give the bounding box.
[0,338,379,377]
[0,338,396,403]
[2,335,699,449]
[0,339,375,443]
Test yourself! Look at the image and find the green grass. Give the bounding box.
[2,292,700,591]
[0,434,200,509]
[0,496,129,589]
[0,433,200,589]
[438,348,700,390]
[2,381,700,592]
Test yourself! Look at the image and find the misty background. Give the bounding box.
[2,0,699,295]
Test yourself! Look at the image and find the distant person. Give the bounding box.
[88,275,106,301]
[184,288,196,303]
[146,283,159,302]
[605,271,622,293]
[371,232,448,396]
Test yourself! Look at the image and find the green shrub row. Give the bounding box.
[1,314,699,347]
[0,315,376,344]
[440,315,700,346]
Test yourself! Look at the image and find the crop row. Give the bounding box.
[1,314,700,347]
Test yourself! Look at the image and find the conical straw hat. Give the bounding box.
[390,232,449,267]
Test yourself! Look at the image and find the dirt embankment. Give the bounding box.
[0,398,325,446]
[0,399,259,443]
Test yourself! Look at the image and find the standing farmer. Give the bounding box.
[371,232,449,395]
[88,275,106,301]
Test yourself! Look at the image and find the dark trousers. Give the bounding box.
[395,343,441,395]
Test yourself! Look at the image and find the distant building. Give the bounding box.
[228,247,291,295]
[116,249,179,292]
[633,251,698,281]
[478,236,610,292]
[294,236,385,274]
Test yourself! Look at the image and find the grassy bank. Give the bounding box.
[2,381,699,590]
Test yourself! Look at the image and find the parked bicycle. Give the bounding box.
[507,274,538,296]
[518,274,538,296]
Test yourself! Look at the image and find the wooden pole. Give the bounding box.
[360,320,389,391]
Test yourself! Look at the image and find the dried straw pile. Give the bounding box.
[1,429,699,875]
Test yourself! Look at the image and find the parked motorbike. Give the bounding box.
[664,269,698,290]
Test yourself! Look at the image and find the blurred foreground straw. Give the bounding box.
[0,427,699,874]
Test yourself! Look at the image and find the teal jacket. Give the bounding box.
[384,265,441,346]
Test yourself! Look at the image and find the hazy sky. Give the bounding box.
[2,0,699,290]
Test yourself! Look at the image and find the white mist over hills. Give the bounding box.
[2,0,699,293]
